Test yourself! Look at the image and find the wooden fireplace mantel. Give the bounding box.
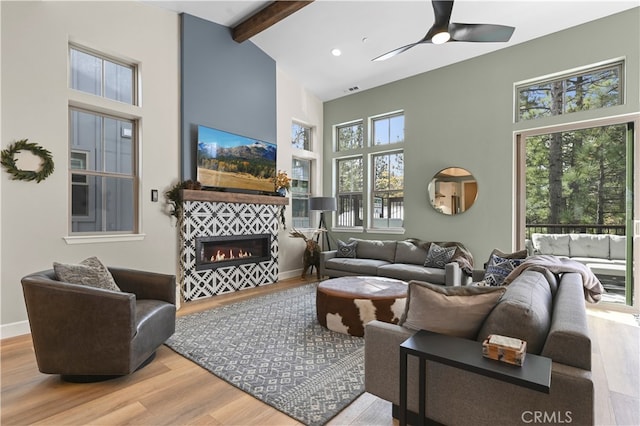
[181,189,289,206]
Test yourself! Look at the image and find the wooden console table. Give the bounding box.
[399,330,552,426]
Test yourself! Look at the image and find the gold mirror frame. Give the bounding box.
[428,167,478,215]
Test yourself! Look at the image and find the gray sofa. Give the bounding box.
[529,232,626,277]
[320,238,472,287]
[365,269,593,425]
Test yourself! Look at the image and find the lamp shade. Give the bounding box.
[309,196,336,212]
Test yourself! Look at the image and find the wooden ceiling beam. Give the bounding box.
[232,1,314,43]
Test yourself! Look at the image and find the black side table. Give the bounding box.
[399,330,552,426]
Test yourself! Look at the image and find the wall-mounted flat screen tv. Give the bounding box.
[197,125,277,194]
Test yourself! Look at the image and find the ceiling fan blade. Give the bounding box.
[432,1,454,27]
[424,0,454,41]
[449,23,515,42]
[372,42,422,62]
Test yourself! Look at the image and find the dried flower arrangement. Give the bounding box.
[274,170,291,192]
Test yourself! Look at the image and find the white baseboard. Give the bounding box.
[0,320,30,339]
[279,268,323,281]
[279,269,303,280]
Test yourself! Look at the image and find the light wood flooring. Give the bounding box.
[2,277,638,425]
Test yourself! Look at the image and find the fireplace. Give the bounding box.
[180,190,287,301]
[195,234,271,271]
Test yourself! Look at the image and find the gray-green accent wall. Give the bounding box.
[323,8,640,265]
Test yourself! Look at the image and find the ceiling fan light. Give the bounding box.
[432,31,451,44]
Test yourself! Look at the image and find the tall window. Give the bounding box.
[69,45,138,234]
[291,158,311,228]
[516,61,636,307]
[336,157,363,227]
[291,122,311,150]
[372,151,404,228]
[517,61,622,121]
[334,112,405,230]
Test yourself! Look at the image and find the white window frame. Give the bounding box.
[65,44,142,244]
[332,111,405,233]
[335,119,364,152]
[69,44,138,105]
[515,59,624,122]
[369,149,404,231]
[291,157,312,228]
[291,121,312,151]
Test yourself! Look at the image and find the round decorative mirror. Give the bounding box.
[428,167,478,215]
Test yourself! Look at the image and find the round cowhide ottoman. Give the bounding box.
[316,276,408,337]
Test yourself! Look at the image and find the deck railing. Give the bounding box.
[525,224,626,239]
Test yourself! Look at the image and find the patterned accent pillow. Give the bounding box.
[483,254,526,286]
[482,248,527,269]
[336,240,357,258]
[424,243,456,269]
[53,256,120,292]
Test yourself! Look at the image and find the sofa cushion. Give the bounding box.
[609,235,626,260]
[377,264,446,285]
[532,233,570,256]
[400,281,506,339]
[569,234,609,259]
[481,254,526,286]
[53,256,120,292]
[477,270,553,354]
[324,258,389,275]
[351,238,397,262]
[336,239,357,258]
[424,243,456,269]
[394,241,428,265]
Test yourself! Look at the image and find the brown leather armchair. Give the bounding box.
[21,267,176,381]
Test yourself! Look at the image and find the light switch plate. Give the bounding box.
[151,189,158,202]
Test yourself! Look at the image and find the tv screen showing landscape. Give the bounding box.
[196,125,277,193]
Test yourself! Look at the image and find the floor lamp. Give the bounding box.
[309,196,336,251]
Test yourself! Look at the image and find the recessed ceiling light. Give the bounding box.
[331,48,342,57]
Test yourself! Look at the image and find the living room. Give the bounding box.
[1,1,639,425]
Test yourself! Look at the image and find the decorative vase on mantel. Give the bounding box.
[276,187,287,197]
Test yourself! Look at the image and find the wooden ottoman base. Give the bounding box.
[316,276,408,337]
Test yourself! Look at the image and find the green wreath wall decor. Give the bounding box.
[1,139,54,183]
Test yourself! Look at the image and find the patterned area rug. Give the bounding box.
[165,283,365,426]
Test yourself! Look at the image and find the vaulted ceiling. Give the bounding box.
[148,1,639,101]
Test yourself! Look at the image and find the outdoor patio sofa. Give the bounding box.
[527,232,626,277]
[365,268,593,425]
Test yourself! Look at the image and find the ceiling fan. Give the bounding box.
[373,0,515,61]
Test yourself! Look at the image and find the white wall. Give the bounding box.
[276,68,324,277]
[1,1,180,335]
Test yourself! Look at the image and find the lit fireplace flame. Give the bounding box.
[210,249,253,262]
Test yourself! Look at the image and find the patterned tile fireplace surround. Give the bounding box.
[179,190,288,301]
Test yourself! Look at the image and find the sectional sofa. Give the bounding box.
[319,238,473,287]
[365,268,594,425]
